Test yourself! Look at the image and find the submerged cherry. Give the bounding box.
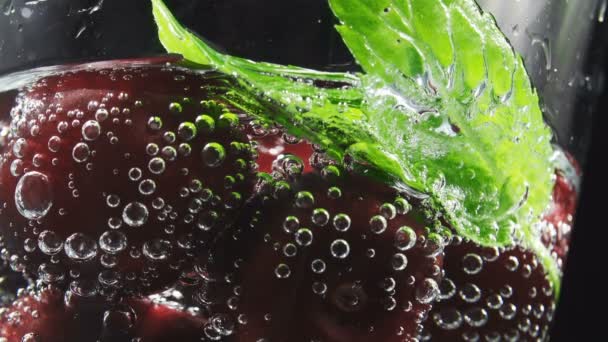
[197,171,445,341]
[0,58,256,296]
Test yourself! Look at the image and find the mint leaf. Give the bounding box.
[151,0,375,164]
[151,0,559,292]
[329,0,557,290]
[151,0,362,106]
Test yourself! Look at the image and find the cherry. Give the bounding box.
[0,58,256,296]
[0,285,206,342]
[197,172,445,341]
[421,239,555,341]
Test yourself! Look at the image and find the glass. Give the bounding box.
[0,0,603,341]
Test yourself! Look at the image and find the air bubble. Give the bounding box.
[15,171,53,220]
[295,191,314,208]
[99,231,127,254]
[505,256,519,271]
[197,211,218,231]
[311,208,330,226]
[312,282,328,295]
[283,243,297,257]
[311,259,326,274]
[82,120,101,141]
[394,197,412,214]
[147,116,162,131]
[38,230,63,255]
[195,115,215,133]
[178,122,197,141]
[148,157,166,174]
[459,283,482,303]
[464,307,488,327]
[72,143,90,163]
[392,253,408,271]
[395,226,417,251]
[275,264,291,279]
[12,138,27,158]
[95,108,109,122]
[138,179,156,195]
[38,263,65,283]
[169,102,182,113]
[433,308,463,330]
[64,233,98,261]
[146,143,159,156]
[294,228,313,247]
[462,253,483,275]
[370,215,388,234]
[283,216,299,233]
[122,202,149,227]
[161,146,177,161]
[415,278,439,304]
[330,239,350,259]
[142,239,172,261]
[128,167,142,181]
[333,213,351,232]
[48,136,61,152]
[379,203,397,219]
[106,194,120,208]
[202,143,226,167]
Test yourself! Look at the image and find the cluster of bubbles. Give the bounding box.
[419,238,555,342]
[0,67,255,301]
[0,65,559,341]
[192,126,451,341]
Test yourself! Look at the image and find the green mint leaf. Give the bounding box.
[151,0,376,166]
[151,0,362,105]
[329,0,558,291]
[151,0,559,292]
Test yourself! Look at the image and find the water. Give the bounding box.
[0,0,596,340]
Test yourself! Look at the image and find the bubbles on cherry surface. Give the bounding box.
[64,233,98,261]
[38,230,63,255]
[462,253,483,275]
[12,138,28,158]
[202,142,226,168]
[394,226,417,251]
[294,191,314,208]
[369,215,387,234]
[415,278,440,304]
[147,116,162,131]
[82,120,101,141]
[391,253,408,271]
[283,216,299,233]
[122,202,149,227]
[72,142,90,163]
[138,179,156,196]
[459,283,482,303]
[99,231,128,254]
[178,122,197,141]
[274,264,291,279]
[106,194,120,208]
[47,136,61,152]
[128,167,142,181]
[330,239,350,259]
[148,157,166,175]
[95,108,109,122]
[282,243,297,257]
[311,259,326,274]
[332,213,351,232]
[142,239,172,261]
[294,228,313,247]
[15,171,53,220]
[433,308,464,330]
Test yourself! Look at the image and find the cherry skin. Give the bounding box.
[0,58,256,296]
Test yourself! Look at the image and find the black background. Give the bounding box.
[0,0,605,340]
